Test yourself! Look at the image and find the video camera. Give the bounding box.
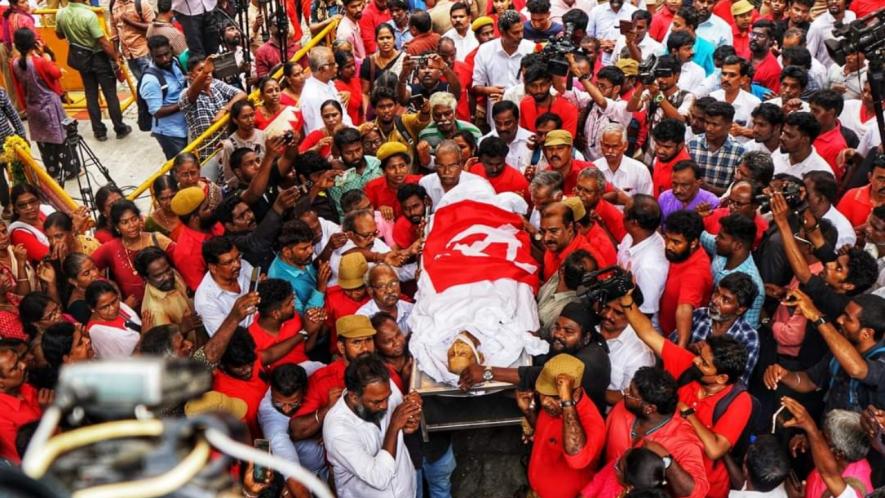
[542,22,580,77]
[637,54,675,85]
[578,265,638,305]
[756,182,806,214]
[825,8,885,65]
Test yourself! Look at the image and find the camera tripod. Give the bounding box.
[61,119,116,220]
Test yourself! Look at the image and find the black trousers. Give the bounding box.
[174,10,220,58]
[78,52,126,137]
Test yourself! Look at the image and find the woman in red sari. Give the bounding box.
[298,99,345,157]
[280,61,306,107]
[334,50,364,126]
[8,184,50,264]
[254,77,285,130]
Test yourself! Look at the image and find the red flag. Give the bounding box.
[423,200,539,293]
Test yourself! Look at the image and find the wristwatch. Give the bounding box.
[482,367,494,382]
[662,455,673,470]
[680,407,695,419]
[812,315,827,328]
[560,399,576,408]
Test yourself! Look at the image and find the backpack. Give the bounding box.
[136,67,168,132]
[827,345,885,412]
[109,0,147,24]
[393,115,414,147]
[711,382,764,463]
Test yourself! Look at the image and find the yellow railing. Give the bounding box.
[6,139,79,213]
[126,18,340,201]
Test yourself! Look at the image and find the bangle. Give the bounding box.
[805,222,820,232]
[314,410,320,424]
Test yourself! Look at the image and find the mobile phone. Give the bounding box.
[619,20,633,35]
[252,438,271,483]
[410,94,426,107]
[249,267,261,294]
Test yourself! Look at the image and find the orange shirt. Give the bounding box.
[836,185,874,228]
[248,315,309,370]
[543,235,606,281]
[469,163,530,198]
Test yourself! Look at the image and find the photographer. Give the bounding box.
[397,52,461,107]
[564,57,631,161]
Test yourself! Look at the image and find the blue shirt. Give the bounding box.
[140,61,188,138]
[523,21,563,42]
[385,20,413,50]
[268,256,325,313]
[664,34,715,76]
[700,231,765,329]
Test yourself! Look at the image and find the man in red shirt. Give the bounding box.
[651,119,691,198]
[392,183,431,250]
[748,20,781,93]
[170,186,217,291]
[837,158,885,228]
[289,315,402,440]
[542,130,592,195]
[519,65,579,137]
[575,166,627,245]
[702,180,768,249]
[469,136,530,197]
[622,291,752,498]
[541,202,606,280]
[649,0,681,41]
[809,90,859,180]
[712,0,758,30]
[604,367,710,498]
[0,346,43,463]
[364,142,422,219]
[731,0,753,58]
[661,211,713,345]
[521,354,605,498]
[359,0,391,53]
[250,279,325,370]
[324,253,371,353]
[213,328,270,438]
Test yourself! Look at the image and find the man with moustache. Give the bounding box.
[469,136,530,197]
[418,139,488,208]
[371,312,412,389]
[540,202,606,282]
[596,294,656,406]
[141,36,188,159]
[392,184,430,250]
[356,265,414,335]
[744,103,784,155]
[269,220,332,313]
[519,64,579,137]
[336,0,366,59]
[542,130,593,195]
[651,119,692,198]
[702,180,768,250]
[460,302,611,413]
[135,247,201,334]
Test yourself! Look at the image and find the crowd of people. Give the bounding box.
[0,0,885,496]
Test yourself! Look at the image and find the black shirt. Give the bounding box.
[805,340,885,412]
[518,343,611,415]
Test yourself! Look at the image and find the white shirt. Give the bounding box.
[711,88,761,143]
[315,218,342,261]
[356,299,415,335]
[617,232,669,314]
[549,0,597,24]
[772,149,833,179]
[743,139,779,155]
[823,205,857,249]
[323,383,416,498]
[88,302,141,359]
[611,33,662,64]
[696,69,720,98]
[257,362,324,464]
[677,61,706,94]
[728,483,790,498]
[826,63,868,100]
[857,119,881,157]
[419,170,489,208]
[301,76,354,133]
[807,10,856,68]
[473,38,535,125]
[483,127,533,173]
[194,259,256,336]
[605,324,656,392]
[696,14,733,47]
[583,98,631,160]
[765,96,811,113]
[839,99,875,145]
[593,155,653,196]
[588,2,638,65]
[442,27,478,61]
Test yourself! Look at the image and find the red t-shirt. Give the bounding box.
[547,160,592,196]
[528,395,605,498]
[392,216,420,249]
[171,225,211,291]
[543,235,607,281]
[469,163,530,198]
[249,315,309,370]
[324,286,371,354]
[0,384,42,463]
[453,60,473,122]
[358,0,391,53]
[703,208,769,250]
[814,124,849,181]
[658,247,713,336]
[712,0,758,29]
[653,148,691,198]
[733,30,751,59]
[519,95,579,138]
[583,223,617,267]
[662,341,752,498]
[836,185,874,228]
[649,8,675,42]
[213,358,269,438]
[594,199,627,243]
[364,175,422,218]
[295,358,404,418]
[752,52,781,94]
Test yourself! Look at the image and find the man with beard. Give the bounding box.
[135,247,202,334]
[140,36,188,159]
[660,211,713,347]
[469,136,530,197]
[367,87,431,153]
[212,328,270,437]
[744,103,784,155]
[651,119,692,198]
[747,20,781,94]
[574,167,627,245]
[626,55,693,153]
[596,294,656,406]
[772,112,832,179]
[837,158,885,229]
[217,23,250,90]
[709,56,761,143]
[603,366,709,498]
[618,194,669,319]
[356,264,414,334]
[620,289,751,498]
[701,180,768,250]
[460,302,611,413]
[392,184,430,250]
[419,139,489,208]
[520,354,605,498]
[692,0,733,48]
[541,130,593,195]
[170,186,220,291]
[269,220,332,313]
[335,0,366,59]
[250,279,324,370]
[257,364,326,498]
[217,186,300,271]
[329,128,382,216]
[541,202,606,281]
[194,237,258,336]
[416,93,482,170]
[324,354,422,497]
[519,64,578,137]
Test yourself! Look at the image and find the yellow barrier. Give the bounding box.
[10,141,79,213]
[126,18,340,201]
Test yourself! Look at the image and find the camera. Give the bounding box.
[62,118,79,137]
[637,55,674,85]
[756,182,805,214]
[211,51,241,81]
[578,266,638,305]
[825,8,885,66]
[542,22,580,77]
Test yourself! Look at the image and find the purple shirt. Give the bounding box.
[659,189,720,220]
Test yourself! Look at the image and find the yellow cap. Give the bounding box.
[535,353,585,396]
[170,186,206,216]
[544,129,573,147]
[376,141,411,164]
[471,16,494,32]
[184,391,248,419]
[616,58,639,76]
[338,252,369,290]
[562,196,586,222]
[336,315,376,339]
[731,0,754,16]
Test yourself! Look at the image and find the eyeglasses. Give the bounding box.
[622,388,641,402]
[372,281,399,291]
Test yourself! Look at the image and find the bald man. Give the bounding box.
[355,264,414,335]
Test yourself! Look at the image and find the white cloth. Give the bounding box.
[549,0,597,23]
[593,155,653,196]
[87,303,141,359]
[301,76,354,133]
[483,126,533,173]
[823,205,857,250]
[839,99,875,145]
[315,217,341,261]
[419,170,489,208]
[617,232,669,315]
[857,120,881,157]
[772,149,833,179]
[743,139,779,155]
[826,63,868,100]
[442,27,478,61]
[7,221,49,247]
[583,98,631,161]
[611,33,662,64]
[728,483,789,498]
[194,259,255,336]
[323,382,416,498]
[696,14,733,47]
[257,361,324,464]
[502,82,525,106]
[711,89,761,143]
[472,38,535,126]
[677,61,707,94]
[807,10,856,68]
[605,324,656,392]
[765,96,811,113]
[696,69,720,98]
[588,2,638,65]
[329,238,417,286]
[356,299,414,335]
